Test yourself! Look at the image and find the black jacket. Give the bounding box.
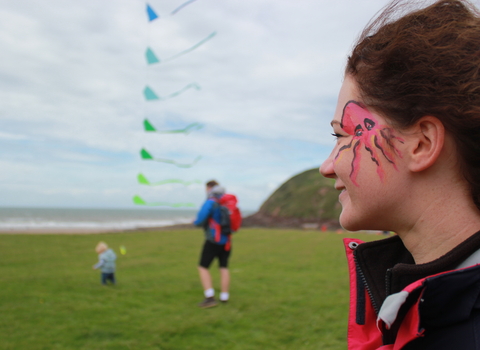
[345,230,480,349]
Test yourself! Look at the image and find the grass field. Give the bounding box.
[0,228,383,350]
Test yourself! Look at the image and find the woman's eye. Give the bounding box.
[331,133,343,139]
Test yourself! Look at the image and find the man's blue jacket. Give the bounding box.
[194,197,229,245]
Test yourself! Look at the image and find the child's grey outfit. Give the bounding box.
[94,248,117,285]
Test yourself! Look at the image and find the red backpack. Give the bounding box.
[219,193,242,232]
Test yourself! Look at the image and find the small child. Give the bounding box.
[92,242,117,285]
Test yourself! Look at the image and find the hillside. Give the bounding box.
[243,168,341,228]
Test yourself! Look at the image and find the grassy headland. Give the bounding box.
[245,168,342,228]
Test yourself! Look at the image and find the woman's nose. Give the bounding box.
[320,152,336,179]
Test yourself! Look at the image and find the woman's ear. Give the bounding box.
[407,116,445,172]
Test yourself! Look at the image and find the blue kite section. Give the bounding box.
[146,4,159,21]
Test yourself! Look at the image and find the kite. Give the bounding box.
[162,32,217,63]
[143,83,200,101]
[133,195,196,207]
[146,4,159,21]
[144,86,159,101]
[140,148,201,168]
[146,47,160,65]
[144,119,203,134]
[137,2,207,212]
[144,33,216,65]
[138,173,201,186]
[120,246,127,255]
[161,83,201,99]
[171,0,198,15]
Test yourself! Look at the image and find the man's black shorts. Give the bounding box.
[199,240,231,268]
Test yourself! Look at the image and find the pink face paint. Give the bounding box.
[334,100,404,186]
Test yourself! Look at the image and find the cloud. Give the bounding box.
[0,0,389,210]
[0,131,29,140]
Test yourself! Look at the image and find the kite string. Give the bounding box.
[144,119,204,134]
[145,32,216,65]
[133,195,196,207]
[153,155,202,168]
[137,173,201,186]
[163,83,200,99]
[171,0,198,15]
[144,83,201,101]
[140,149,201,168]
[162,32,217,63]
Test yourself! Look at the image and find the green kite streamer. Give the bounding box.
[133,195,196,207]
[143,83,200,102]
[143,119,204,134]
[171,0,198,15]
[138,173,201,186]
[144,86,159,100]
[146,47,160,64]
[162,32,217,63]
[140,148,201,168]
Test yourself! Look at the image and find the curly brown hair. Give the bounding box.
[347,0,480,209]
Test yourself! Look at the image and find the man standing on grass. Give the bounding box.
[193,180,231,308]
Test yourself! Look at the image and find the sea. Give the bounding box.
[0,207,201,232]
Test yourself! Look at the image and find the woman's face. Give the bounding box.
[320,76,407,231]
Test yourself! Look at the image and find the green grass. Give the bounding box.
[0,229,383,350]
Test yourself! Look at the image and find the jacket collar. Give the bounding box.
[355,230,480,310]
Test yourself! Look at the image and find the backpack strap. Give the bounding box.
[208,199,222,243]
[208,198,232,249]
[225,235,231,251]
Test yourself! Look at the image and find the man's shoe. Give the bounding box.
[198,297,218,308]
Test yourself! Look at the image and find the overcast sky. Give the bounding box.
[0,0,390,211]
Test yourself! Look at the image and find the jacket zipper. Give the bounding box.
[353,248,380,315]
[385,268,392,296]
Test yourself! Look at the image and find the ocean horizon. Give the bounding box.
[0,206,197,231]
[0,206,256,232]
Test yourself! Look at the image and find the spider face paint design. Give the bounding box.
[334,100,404,186]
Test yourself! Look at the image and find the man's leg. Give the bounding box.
[197,266,217,308]
[218,244,231,302]
[197,241,218,308]
[219,267,230,302]
[198,266,213,291]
